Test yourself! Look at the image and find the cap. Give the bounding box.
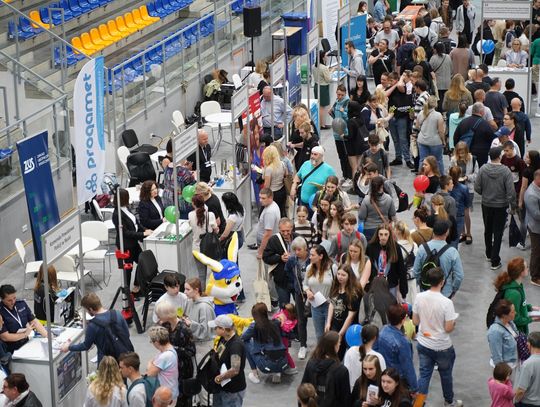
[311,146,324,155]
[495,126,511,138]
[208,314,234,329]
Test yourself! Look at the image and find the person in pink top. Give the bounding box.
[488,362,515,407]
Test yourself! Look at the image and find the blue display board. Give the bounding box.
[17,131,60,260]
[340,14,367,68]
[288,57,302,106]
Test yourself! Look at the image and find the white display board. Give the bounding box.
[42,211,81,264]
[271,54,286,86]
[482,1,531,20]
[173,123,198,162]
[232,85,248,120]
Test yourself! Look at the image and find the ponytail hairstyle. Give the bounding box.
[394,220,414,245]
[422,95,438,118]
[431,194,448,220]
[494,257,527,291]
[191,194,206,227]
[297,383,318,407]
[358,324,379,362]
[448,166,462,186]
[186,277,204,296]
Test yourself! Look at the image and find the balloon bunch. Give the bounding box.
[182,184,196,203]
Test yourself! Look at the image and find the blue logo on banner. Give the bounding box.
[17,131,61,260]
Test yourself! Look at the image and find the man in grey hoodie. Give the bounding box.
[475,147,516,270]
[524,169,540,286]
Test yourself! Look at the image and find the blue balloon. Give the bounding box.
[345,324,363,347]
[482,39,495,54]
[308,193,316,208]
[357,221,364,233]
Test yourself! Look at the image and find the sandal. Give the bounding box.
[465,235,473,245]
[459,235,467,243]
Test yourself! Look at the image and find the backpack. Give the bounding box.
[391,182,408,212]
[400,46,415,73]
[486,288,507,328]
[127,375,159,407]
[312,360,340,407]
[418,32,433,58]
[458,118,482,148]
[419,243,451,291]
[199,213,223,259]
[399,244,416,280]
[89,311,134,360]
[196,349,222,394]
[337,231,363,262]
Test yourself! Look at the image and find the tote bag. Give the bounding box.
[254,260,272,309]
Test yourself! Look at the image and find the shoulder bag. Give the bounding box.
[297,162,323,203]
[254,260,272,309]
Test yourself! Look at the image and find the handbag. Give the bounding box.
[297,162,323,203]
[254,260,272,309]
[497,323,531,362]
[508,215,522,247]
[199,212,222,259]
[376,125,390,145]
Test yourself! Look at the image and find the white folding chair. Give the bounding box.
[200,100,229,151]
[117,146,131,186]
[15,238,43,293]
[81,221,115,286]
[53,255,95,288]
[171,110,185,133]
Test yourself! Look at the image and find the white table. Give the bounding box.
[66,237,100,257]
[150,149,167,163]
[205,112,233,125]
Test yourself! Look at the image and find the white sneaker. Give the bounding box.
[298,347,307,360]
[272,373,281,383]
[341,179,353,189]
[516,242,526,250]
[248,372,260,384]
[535,112,540,118]
[283,367,298,375]
[444,400,463,407]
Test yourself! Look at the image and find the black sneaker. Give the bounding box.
[389,159,403,166]
[406,161,415,169]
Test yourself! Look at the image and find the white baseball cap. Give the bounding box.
[208,314,234,329]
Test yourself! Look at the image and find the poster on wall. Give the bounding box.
[321,0,340,50]
[288,57,302,106]
[73,56,105,205]
[340,15,367,67]
[17,131,61,260]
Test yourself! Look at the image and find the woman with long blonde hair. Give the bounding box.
[413,46,434,86]
[450,141,478,244]
[262,145,288,217]
[84,356,127,407]
[442,74,473,115]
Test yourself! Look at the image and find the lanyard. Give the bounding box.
[201,145,209,162]
[4,305,23,328]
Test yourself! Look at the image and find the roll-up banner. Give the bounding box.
[17,131,61,260]
[73,56,105,205]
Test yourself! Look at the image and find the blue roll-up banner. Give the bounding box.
[340,14,367,67]
[288,57,302,106]
[17,131,61,260]
[73,56,105,205]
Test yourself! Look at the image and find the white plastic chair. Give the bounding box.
[117,146,131,186]
[53,255,93,286]
[171,110,185,133]
[497,59,507,67]
[15,238,43,293]
[200,100,229,151]
[232,73,242,89]
[81,221,114,286]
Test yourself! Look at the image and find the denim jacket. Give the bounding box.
[375,325,418,392]
[331,96,349,140]
[285,255,310,296]
[486,317,518,365]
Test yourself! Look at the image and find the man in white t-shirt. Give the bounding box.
[253,187,281,259]
[413,267,462,407]
[152,274,188,323]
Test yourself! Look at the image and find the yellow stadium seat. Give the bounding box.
[107,20,129,39]
[124,12,145,30]
[71,36,90,55]
[132,8,152,27]
[115,16,134,35]
[90,28,113,48]
[99,24,120,42]
[81,32,102,52]
[29,10,52,29]
[139,5,160,23]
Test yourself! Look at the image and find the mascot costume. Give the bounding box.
[193,232,243,316]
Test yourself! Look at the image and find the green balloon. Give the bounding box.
[164,206,177,223]
[182,184,196,201]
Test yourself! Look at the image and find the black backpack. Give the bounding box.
[312,361,339,407]
[419,243,451,291]
[418,32,433,58]
[392,182,409,212]
[196,349,221,394]
[90,310,134,360]
[486,288,508,328]
[399,244,416,280]
[199,213,223,259]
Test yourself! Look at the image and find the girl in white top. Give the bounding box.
[219,192,245,248]
[263,145,288,218]
[341,238,372,290]
[84,356,128,407]
[188,194,218,289]
[343,323,386,390]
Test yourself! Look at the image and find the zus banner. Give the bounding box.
[17,131,61,260]
[73,57,105,205]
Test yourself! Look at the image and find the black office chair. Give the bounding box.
[122,129,158,155]
[126,152,156,187]
[321,38,338,66]
[137,250,186,331]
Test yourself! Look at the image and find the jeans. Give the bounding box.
[417,343,456,404]
[334,139,352,179]
[245,342,288,373]
[294,293,308,347]
[530,229,540,281]
[311,301,329,341]
[275,284,292,308]
[213,390,245,407]
[482,205,508,267]
[418,143,445,174]
[263,126,283,140]
[389,116,411,162]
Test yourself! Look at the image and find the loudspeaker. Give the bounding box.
[243,6,261,37]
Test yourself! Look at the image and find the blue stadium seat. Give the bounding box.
[19,17,43,35]
[57,0,76,18]
[78,0,94,11]
[147,1,167,17]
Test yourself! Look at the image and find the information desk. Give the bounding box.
[11,327,86,407]
[212,174,252,235]
[488,67,531,113]
[144,221,197,274]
